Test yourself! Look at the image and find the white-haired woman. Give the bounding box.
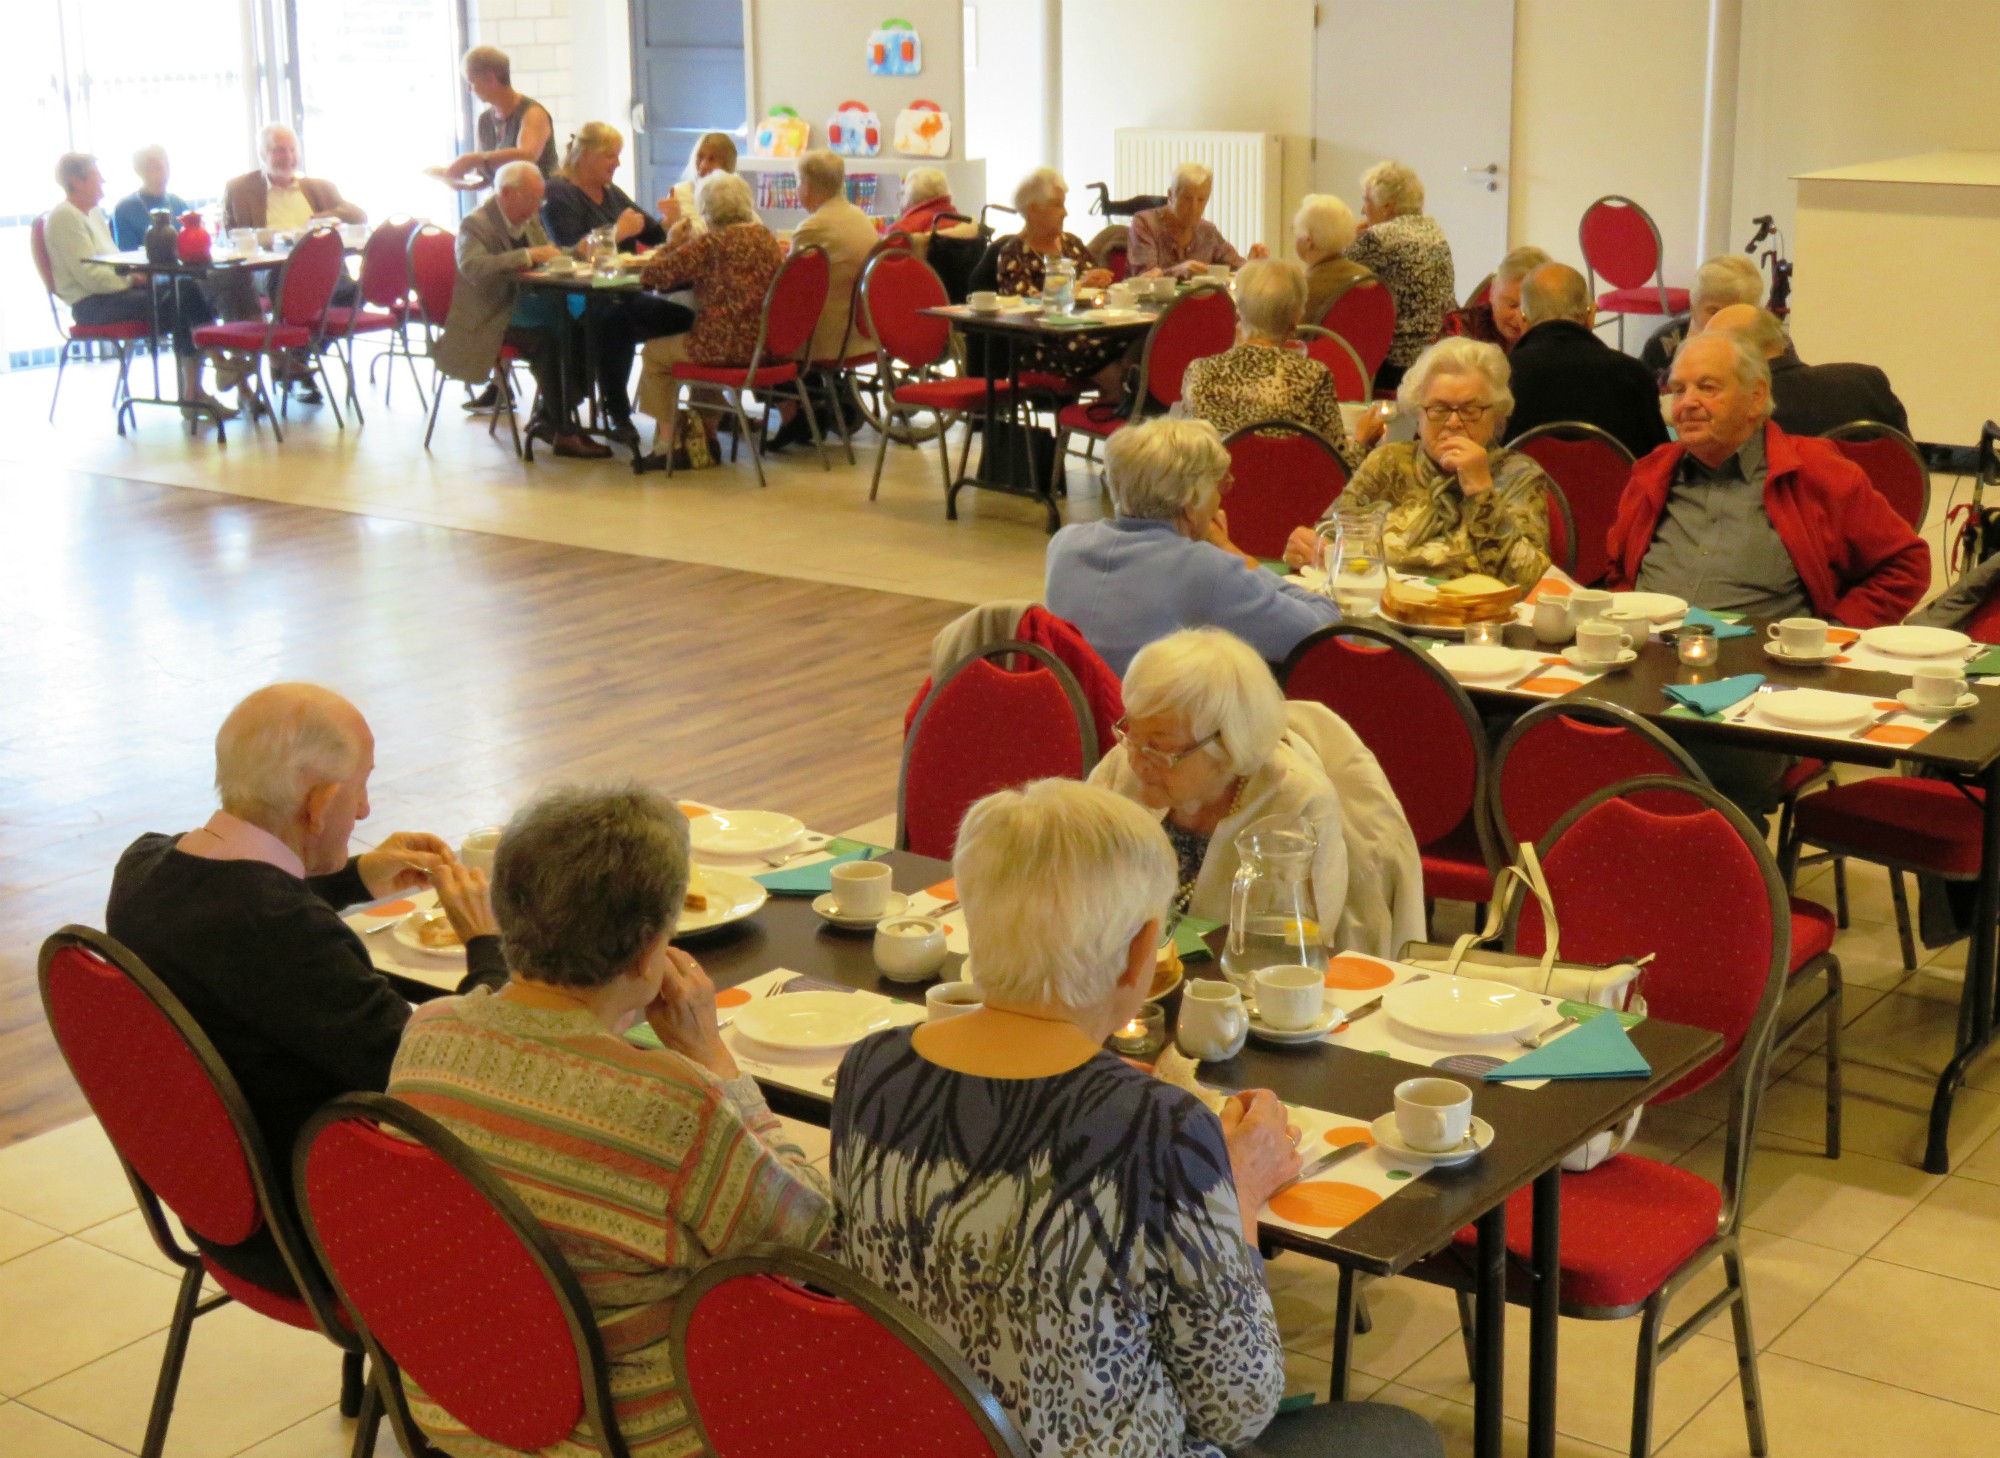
[1293,193,1371,325]
[1128,161,1270,279]
[1047,416,1338,676]
[1443,245,1551,351]
[1283,337,1553,589]
[1344,160,1456,390]
[1091,628,1425,960]
[994,167,1125,388]
[891,165,957,235]
[1182,258,1372,470]
[831,778,1442,1458]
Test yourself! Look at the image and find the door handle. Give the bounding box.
[630,102,647,135]
[1464,163,1500,193]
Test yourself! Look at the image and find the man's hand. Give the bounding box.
[526,244,560,266]
[1219,1089,1303,1239]
[1080,267,1114,290]
[1283,525,1326,570]
[614,208,647,242]
[431,860,499,942]
[1435,435,1493,494]
[1247,242,1271,260]
[645,948,740,1080]
[356,832,454,898]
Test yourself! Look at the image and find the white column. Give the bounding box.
[1696,0,1742,265]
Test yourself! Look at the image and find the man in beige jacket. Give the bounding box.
[776,149,879,448]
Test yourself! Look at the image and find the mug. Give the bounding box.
[228,227,257,255]
[1394,1077,1474,1153]
[925,982,985,1021]
[1177,980,1249,1061]
[1574,619,1633,663]
[1531,596,1572,645]
[830,860,892,918]
[458,827,504,876]
[1567,588,1612,625]
[1104,284,1135,310]
[1149,276,1177,301]
[967,289,1000,312]
[873,916,948,982]
[1252,965,1326,1031]
[1913,662,1969,707]
[1767,617,1829,657]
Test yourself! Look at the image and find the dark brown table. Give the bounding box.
[1446,619,2000,1174]
[684,848,1721,1458]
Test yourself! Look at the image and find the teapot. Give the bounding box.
[142,209,177,267]
[1221,815,1328,991]
[175,211,212,265]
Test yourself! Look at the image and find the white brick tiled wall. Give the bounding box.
[467,0,572,150]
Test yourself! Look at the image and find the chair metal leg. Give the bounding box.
[140,1264,208,1458]
[262,359,286,444]
[340,1349,365,1417]
[348,1372,383,1458]
[738,391,769,488]
[1454,1287,1477,1377]
[422,373,446,449]
[315,352,346,431]
[869,408,896,499]
[50,344,69,424]
[663,384,685,479]
[820,368,857,465]
[1823,957,1845,1159]
[1628,1292,1666,1458]
[1889,870,1918,970]
[1723,1247,1769,1457]
[1832,858,1850,926]
[1328,1266,1358,1401]
[795,380,830,472]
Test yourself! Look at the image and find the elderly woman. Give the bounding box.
[1183,258,1370,471]
[1344,160,1456,391]
[1092,629,1425,960]
[1443,245,1551,350]
[831,778,1441,1458]
[891,166,957,234]
[1047,416,1339,676]
[993,167,1126,390]
[661,131,741,245]
[389,785,831,1458]
[637,171,784,466]
[1293,193,1371,325]
[1284,337,1553,589]
[1128,161,1270,279]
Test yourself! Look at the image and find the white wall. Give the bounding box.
[965,0,1056,211]
[466,0,578,151]
[568,0,634,185]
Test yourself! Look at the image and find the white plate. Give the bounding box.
[730,991,900,1052]
[1762,640,1841,665]
[1383,975,1544,1038]
[812,890,911,929]
[1754,689,1874,731]
[1247,1006,1345,1045]
[1859,625,1971,659]
[1607,592,1688,623]
[392,907,465,960]
[1429,645,1521,680]
[687,810,805,857]
[672,869,768,939]
[1562,646,1636,671]
[1369,1113,1495,1167]
[1897,688,1979,718]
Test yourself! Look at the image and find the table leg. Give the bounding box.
[1927,759,2000,1173]
[148,274,165,403]
[1328,1266,1356,1402]
[1474,1205,1506,1458]
[1527,1168,1561,1458]
[948,331,999,521]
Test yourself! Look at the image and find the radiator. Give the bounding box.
[1113,130,1283,253]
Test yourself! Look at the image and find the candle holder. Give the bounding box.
[1463,619,1504,647]
[1677,623,1718,667]
[1108,1004,1166,1057]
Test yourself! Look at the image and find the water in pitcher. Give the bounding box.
[1320,502,1389,619]
[1221,815,1329,991]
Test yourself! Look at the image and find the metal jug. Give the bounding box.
[1317,500,1389,618]
[1222,814,1328,991]
[143,209,177,267]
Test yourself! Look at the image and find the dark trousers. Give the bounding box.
[1235,1400,1444,1457]
[503,323,589,427]
[593,294,693,426]
[74,281,214,358]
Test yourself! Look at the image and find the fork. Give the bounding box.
[1516,1015,1578,1050]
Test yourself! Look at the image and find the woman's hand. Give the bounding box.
[657,196,683,226]
[1433,434,1493,493]
[431,860,499,943]
[1220,1090,1304,1234]
[644,947,740,1081]
[1080,267,1113,289]
[1247,242,1270,260]
[614,208,647,242]
[1283,526,1325,570]
[1354,401,1393,448]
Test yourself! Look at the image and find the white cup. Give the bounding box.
[1394,1077,1475,1153]
[458,827,504,876]
[1567,588,1612,625]
[228,227,257,255]
[925,982,985,1021]
[968,289,1000,312]
[1148,276,1177,301]
[1208,262,1232,278]
[1252,965,1326,1031]
[1574,619,1634,663]
[873,916,948,982]
[1177,980,1249,1061]
[1913,662,1969,707]
[1767,617,1830,657]
[1104,284,1135,310]
[1531,596,1572,645]
[830,860,892,919]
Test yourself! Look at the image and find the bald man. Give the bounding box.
[1706,303,1909,440]
[1504,262,1670,459]
[106,684,502,1292]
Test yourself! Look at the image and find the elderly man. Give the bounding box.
[774,148,880,449]
[1638,253,1763,384]
[1128,161,1268,279]
[440,45,557,184]
[1707,304,1910,439]
[434,161,606,459]
[1443,246,1550,350]
[105,683,502,1290]
[1505,262,1671,458]
[110,144,189,251]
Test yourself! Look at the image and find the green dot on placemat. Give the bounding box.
[1386,1169,1412,1181]
[1370,1048,1390,1056]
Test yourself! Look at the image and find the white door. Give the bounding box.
[1312,0,1515,296]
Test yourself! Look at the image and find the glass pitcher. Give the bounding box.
[1316,501,1389,618]
[1221,815,1328,991]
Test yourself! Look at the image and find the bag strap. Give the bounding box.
[1439,841,1562,991]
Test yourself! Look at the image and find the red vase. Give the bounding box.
[176,211,212,265]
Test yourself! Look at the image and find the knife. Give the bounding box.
[1339,993,1385,1025]
[1274,1139,1367,1194]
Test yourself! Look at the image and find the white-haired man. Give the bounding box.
[1442,245,1551,351]
[105,684,501,1290]
[1638,253,1763,384]
[109,144,189,251]
[1292,193,1369,323]
[775,148,880,448]
[1505,262,1670,458]
[1128,161,1268,279]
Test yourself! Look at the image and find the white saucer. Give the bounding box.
[1897,688,1978,718]
[1369,1113,1495,1166]
[1763,641,1842,665]
[1562,646,1636,671]
[811,891,910,930]
[1247,1006,1345,1046]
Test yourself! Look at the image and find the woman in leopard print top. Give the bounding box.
[1344,160,1458,389]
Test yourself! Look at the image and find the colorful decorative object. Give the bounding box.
[752,106,812,158]
[174,210,212,265]
[867,18,923,75]
[826,100,883,158]
[893,99,952,159]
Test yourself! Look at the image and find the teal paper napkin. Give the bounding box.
[1485,1006,1652,1081]
[753,844,882,895]
[1680,606,1753,639]
[1662,673,1763,717]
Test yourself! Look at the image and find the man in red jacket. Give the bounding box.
[1607,332,1928,627]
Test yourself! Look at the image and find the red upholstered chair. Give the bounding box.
[1293,324,1372,403]
[296,1093,630,1458]
[31,213,148,432]
[671,1245,1030,1457]
[1433,777,1790,1458]
[1221,421,1350,560]
[1053,285,1236,475]
[410,223,529,457]
[1540,471,1579,578]
[1578,196,1691,349]
[192,224,347,440]
[664,244,833,487]
[1311,277,1396,383]
[899,641,1098,858]
[1822,420,1931,531]
[1507,420,1638,587]
[813,241,901,465]
[1463,272,1495,311]
[36,927,376,1458]
[1281,623,1501,910]
[311,216,422,421]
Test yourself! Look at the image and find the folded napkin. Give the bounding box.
[1171,915,1223,962]
[1662,673,1763,717]
[1485,1006,1652,1081]
[1680,606,1753,639]
[753,844,883,895]
[1967,646,2000,677]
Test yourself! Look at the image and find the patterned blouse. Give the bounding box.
[1127,208,1245,274]
[388,990,834,1458]
[831,1029,1284,1458]
[1344,213,1457,368]
[1183,344,1367,471]
[994,232,1132,382]
[1325,440,1552,589]
[639,222,784,366]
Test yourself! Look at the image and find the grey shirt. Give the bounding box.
[478,94,558,177]
[1637,431,1808,618]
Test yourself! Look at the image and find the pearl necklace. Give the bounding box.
[1168,776,1249,913]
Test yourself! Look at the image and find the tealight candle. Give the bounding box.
[1677,623,1718,666]
[1108,1004,1166,1057]
[1463,620,1504,647]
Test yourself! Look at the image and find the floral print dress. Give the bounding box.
[1344,212,1457,368]
[993,231,1133,382]
[639,222,783,365]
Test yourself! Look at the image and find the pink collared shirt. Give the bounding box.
[176,810,307,880]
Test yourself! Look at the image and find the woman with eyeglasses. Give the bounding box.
[1281,337,1553,589]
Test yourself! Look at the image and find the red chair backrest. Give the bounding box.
[1139,286,1236,410]
[276,227,346,327]
[1823,424,1929,531]
[1281,626,1485,851]
[1966,589,2000,646]
[357,218,419,310]
[409,225,457,327]
[1541,474,1577,578]
[1315,279,1396,378]
[900,642,1096,859]
[762,245,830,363]
[1295,325,1371,403]
[1578,195,1664,292]
[1223,422,1350,559]
[1464,272,1495,310]
[862,247,950,369]
[29,213,57,294]
[1491,702,1704,850]
[1106,244,1131,282]
[1515,779,1784,1103]
[298,1099,596,1453]
[1509,423,1637,587]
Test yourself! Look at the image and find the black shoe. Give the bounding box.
[462,383,500,413]
[764,413,813,451]
[288,379,323,406]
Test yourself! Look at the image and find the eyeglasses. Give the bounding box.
[1113,719,1220,773]
[1421,402,1493,424]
